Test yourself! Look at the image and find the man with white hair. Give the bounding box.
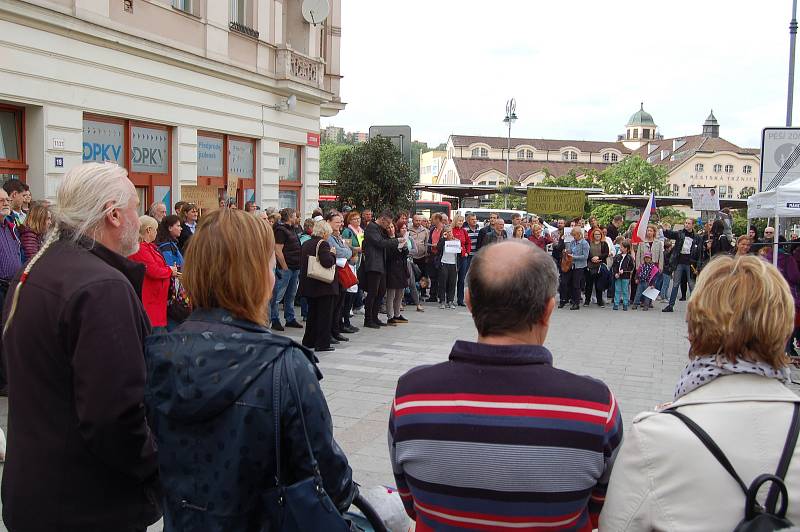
[147,200,167,223]
[1,163,161,531]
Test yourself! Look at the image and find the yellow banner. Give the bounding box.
[526,188,586,218]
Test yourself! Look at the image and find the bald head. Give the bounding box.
[468,240,558,337]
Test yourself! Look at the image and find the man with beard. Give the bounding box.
[1,162,161,532]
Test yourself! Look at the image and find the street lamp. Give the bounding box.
[788,0,798,127]
[503,98,517,209]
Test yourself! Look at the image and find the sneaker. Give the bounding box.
[623,306,628,311]
[387,318,397,325]
[457,302,467,307]
[439,303,446,309]
[642,306,649,311]
[364,322,380,329]
[448,303,456,309]
[394,315,409,323]
[271,321,284,332]
[662,305,674,313]
[285,320,304,329]
[631,304,638,311]
[558,301,567,309]
[613,305,619,310]
[570,304,580,310]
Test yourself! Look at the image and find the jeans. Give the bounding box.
[300,297,309,319]
[658,272,671,300]
[669,263,695,306]
[633,281,653,307]
[406,260,420,306]
[270,268,300,323]
[614,278,630,308]
[456,255,471,305]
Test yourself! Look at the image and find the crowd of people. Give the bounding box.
[1,162,800,531]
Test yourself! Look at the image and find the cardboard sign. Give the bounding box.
[180,185,219,212]
[643,287,661,300]
[527,188,586,218]
[444,240,462,254]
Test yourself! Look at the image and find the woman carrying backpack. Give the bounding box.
[600,255,800,530]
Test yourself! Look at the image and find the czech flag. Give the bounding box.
[632,192,656,244]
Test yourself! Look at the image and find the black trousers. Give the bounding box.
[438,263,457,304]
[567,267,585,305]
[364,271,386,324]
[343,291,356,327]
[303,295,335,350]
[331,288,346,336]
[584,268,605,304]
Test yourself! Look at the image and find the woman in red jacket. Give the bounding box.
[451,214,472,307]
[129,215,177,331]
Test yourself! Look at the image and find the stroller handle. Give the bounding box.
[352,491,389,532]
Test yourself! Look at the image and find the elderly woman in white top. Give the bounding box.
[600,255,800,530]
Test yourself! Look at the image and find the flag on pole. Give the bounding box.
[633,192,656,243]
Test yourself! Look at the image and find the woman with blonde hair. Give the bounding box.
[299,219,339,352]
[128,215,177,332]
[601,255,800,530]
[734,235,753,257]
[18,201,51,259]
[145,208,356,531]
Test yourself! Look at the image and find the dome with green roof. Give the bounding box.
[626,103,656,127]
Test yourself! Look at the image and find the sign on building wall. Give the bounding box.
[307,132,320,147]
[131,126,168,174]
[197,136,224,177]
[82,120,124,164]
[526,188,586,218]
[228,139,254,178]
[761,127,800,191]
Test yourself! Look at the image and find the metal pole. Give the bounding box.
[505,117,510,209]
[774,214,780,267]
[788,0,798,127]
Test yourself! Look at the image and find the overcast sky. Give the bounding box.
[322,0,794,149]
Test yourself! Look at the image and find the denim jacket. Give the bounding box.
[568,239,590,269]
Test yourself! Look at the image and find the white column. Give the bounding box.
[304,145,319,217]
[43,105,83,201]
[260,138,280,209]
[173,126,198,207]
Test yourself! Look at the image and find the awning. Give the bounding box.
[413,184,603,197]
[587,194,748,210]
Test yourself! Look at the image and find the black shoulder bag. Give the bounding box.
[664,404,800,532]
[263,354,352,531]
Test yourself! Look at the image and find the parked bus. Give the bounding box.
[412,201,451,219]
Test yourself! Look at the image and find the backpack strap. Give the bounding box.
[765,403,800,510]
[663,409,749,495]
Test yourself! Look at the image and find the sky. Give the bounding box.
[322,0,794,150]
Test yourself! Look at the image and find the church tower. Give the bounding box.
[621,103,658,150]
[702,110,720,138]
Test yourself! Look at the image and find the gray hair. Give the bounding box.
[56,163,136,242]
[312,220,332,239]
[138,215,158,237]
[147,201,166,217]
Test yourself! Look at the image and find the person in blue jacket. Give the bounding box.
[145,208,356,532]
[155,214,184,268]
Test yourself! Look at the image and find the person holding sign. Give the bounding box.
[435,225,460,309]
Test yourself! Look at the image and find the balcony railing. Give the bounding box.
[276,46,324,90]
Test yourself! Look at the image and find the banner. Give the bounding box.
[180,185,219,212]
[526,188,586,218]
[690,187,720,211]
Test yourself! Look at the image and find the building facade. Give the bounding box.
[0,0,343,216]
[432,106,759,202]
[418,149,445,200]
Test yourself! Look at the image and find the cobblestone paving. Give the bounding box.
[0,298,797,531]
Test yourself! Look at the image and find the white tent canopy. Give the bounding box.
[748,179,800,219]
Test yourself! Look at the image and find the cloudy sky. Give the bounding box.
[323,0,793,149]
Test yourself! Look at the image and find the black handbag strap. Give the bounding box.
[766,403,800,509]
[663,409,749,495]
[282,353,322,476]
[272,356,283,486]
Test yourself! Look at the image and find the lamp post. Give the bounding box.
[503,98,517,209]
[788,0,798,127]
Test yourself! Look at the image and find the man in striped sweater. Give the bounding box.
[388,240,623,531]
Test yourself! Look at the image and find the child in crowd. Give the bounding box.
[611,239,635,311]
[632,251,660,311]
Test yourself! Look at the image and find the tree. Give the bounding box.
[319,143,351,182]
[597,155,669,195]
[739,186,756,199]
[539,168,599,189]
[487,192,526,210]
[335,136,414,212]
[432,142,448,151]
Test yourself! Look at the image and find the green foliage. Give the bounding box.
[319,143,352,182]
[588,204,627,226]
[487,193,526,210]
[539,169,599,189]
[335,136,414,212]
[597,155,669,195]
[411,141,429,182]
[432,142,448,151]
[656,206,686,226]
[733,208,763,237]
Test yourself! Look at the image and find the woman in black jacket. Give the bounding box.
[177,202,199,253]
[584,228,610,307]
[299,220,339,352]
[144,209,356,532]
[386,221,410,324]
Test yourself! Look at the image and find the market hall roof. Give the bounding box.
[452,158,610,184]
[628,134,761,172]
[450,135,631,154]
[626,103,656,127]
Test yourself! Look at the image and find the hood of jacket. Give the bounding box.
[144,308,314,422]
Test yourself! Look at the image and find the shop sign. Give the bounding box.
[198,136,224,177]
[82,120,124,164]
[228,139,254,178]
[307,132,320,147]
[132,127,169,174]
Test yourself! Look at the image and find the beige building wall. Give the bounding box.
[667,152,759,200]
[419,150,446,200]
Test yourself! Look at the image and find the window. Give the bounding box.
[724,164,734,173]
[611,153,618,162]
[695,163,704,172]
[229,0,257,37]
[743,165,753,174]
[561,150,578,161]
[517,150,525,160]
[83,115,172,214]
[173,0,194,14]
[603,153,610,162]
[643,129,650,139]
[516,149,533,159]
[279,144,302,210]
[471,147,488,158]
[672,184,679,196]
[713,164,722,172]
[718,185,732,199]
[0,105,26,185]
[633,129,639,139]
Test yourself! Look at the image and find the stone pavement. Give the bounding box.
[0,297,796,531]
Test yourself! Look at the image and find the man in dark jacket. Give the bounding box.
[476,212,498,250]
[1,163,161,532]
[662,218,701,312]
[362,210,402,328]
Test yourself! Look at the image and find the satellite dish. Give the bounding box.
[302,0,329,25]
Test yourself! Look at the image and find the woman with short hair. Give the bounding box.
[584,228,609,307]
[128,215,177,332]
[177,202,198,252]
[299,220,339,352]
[145,209,356,531]
[156,214,184,268]
[18,201,51,260]
[566,227,589,310]
[601,255,800,530]
[734,235,752,257]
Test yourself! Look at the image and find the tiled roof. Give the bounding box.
[452,158,609,184]
[629,135,761,172]
[451,135,631,154]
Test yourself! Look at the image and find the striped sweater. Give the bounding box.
[388,341,622,531]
